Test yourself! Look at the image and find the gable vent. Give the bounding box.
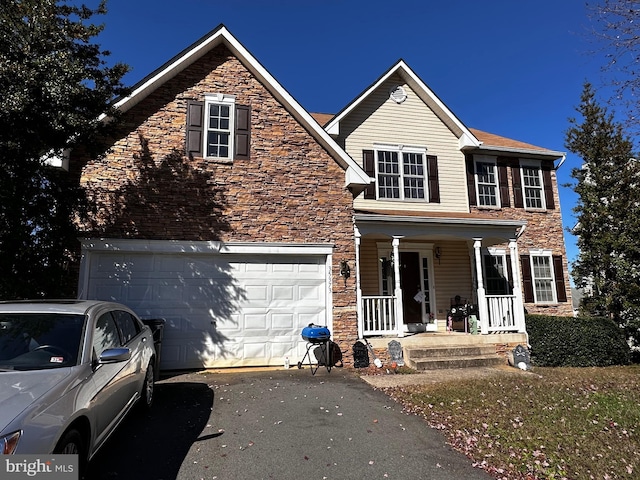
[389,85,407,104]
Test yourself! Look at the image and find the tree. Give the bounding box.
[588,0,640,133]
[0,0,128,298]
[566,82,640,350]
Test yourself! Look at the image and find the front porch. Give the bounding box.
[353,213,528,340]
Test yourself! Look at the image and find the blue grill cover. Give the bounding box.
[301,324,330,343]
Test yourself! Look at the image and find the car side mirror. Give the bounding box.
[99,348,132,364]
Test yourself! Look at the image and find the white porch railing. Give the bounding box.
[361,294,521,336]
[485,295,518,332]
[362,296,397,335]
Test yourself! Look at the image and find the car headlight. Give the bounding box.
[1,431,21,454]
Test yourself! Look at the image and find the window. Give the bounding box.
[93,312,122,358]
[376,147,427,200]
[467,155,509,209]
[520,161,545,209]
[531,255,555,303]
[521,253,567,304]
[475,159,499,207]
[483,254,510,295]
[205,95,235,159]
[113,311,140,345]
[186,96,250,160]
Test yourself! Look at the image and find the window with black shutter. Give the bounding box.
[363,145,435,202]
[185,97,250,160]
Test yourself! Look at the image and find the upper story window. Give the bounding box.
[520,160,545,209]
[376,146,427,201]
[467,155,555,211]
[186,95,251,161]
[363,147,440,203]
[204,94,235,159]
[474,156,499,208]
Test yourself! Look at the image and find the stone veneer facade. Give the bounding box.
[71,45,360,365]
[470,158,573,317]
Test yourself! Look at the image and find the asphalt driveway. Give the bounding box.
[87,368,491,480]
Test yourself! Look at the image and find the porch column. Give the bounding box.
[354,226,364,339]
[392,236,405,337]
[509,239,526,333]
[473,238,489,334]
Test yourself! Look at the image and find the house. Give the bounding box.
[318,60,572,344]
[72,25,571,370]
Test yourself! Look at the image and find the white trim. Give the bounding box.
[475,144,565,159]
[203,93,236,160]
[373,145,429,202]
[519,159,546,211]
[80,238,334,255]
[528,252,558,304]
[473,155,501,209]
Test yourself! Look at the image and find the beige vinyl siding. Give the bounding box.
[338,75,469,213]
[359,238,380,295]
[432,241,473,318]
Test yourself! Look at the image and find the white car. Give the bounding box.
[0,300,156,470]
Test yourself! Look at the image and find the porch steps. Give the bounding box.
[404,344,504,370]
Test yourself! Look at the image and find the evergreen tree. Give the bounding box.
[566,82,640,349]
[0,1,128,298]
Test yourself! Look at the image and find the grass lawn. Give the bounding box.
[383,366,640,479]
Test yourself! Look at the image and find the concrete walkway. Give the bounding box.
[359,364,529,388]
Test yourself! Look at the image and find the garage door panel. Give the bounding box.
[85,252,328,369]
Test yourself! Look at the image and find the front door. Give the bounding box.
[400,252,422,324]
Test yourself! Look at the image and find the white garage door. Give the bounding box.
[81,243,330,370]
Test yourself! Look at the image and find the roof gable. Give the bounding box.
[111,24,370,189]
[324,60,481,150]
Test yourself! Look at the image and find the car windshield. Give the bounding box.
[0,313,84,371]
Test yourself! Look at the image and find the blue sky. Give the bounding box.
[90,0,610,267]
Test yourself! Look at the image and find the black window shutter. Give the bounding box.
[186,101,204,157]
[553,255,568,302]
[520,255,534,303]
[427,155,440,203]
[363,150,376,199]
[512,166,524,208]
[235,104,250,160]
[497,159,510,207]
[542,165,555,209]
[466,155,477,206]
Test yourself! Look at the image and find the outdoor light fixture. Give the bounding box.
[339,260,351,278]
[435,246,441,264]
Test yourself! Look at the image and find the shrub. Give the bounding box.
[526,314,631,367]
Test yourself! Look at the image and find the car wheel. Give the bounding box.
[139,361,154,409]
[54,429,87,475]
